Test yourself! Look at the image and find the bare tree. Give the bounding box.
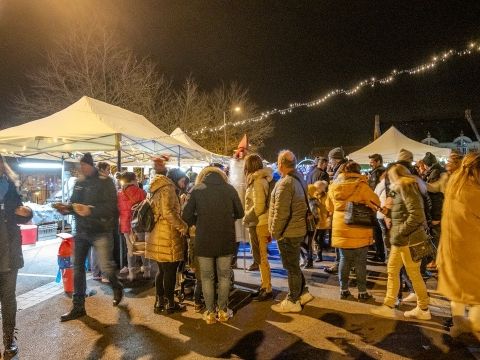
[11,27,273,155]
[11,28,174,127]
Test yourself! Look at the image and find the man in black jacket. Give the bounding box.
[422,152,446,264]
[368,154,386,262]
[306,157,329,185]
[59,153,123,322]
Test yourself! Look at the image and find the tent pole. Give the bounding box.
[61,156,65,232]
[178,145,181,167]
[115,133,124,269]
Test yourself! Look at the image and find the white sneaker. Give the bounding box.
[203,311,217,325]
[119,267,129,274]
[300,290,314,306]
[217,308,233,322]
[404,306,431,320]
[370,305,397,319]
[271,298,302,313]
[402,292,417,303]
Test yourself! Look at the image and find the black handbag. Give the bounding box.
[343,182,376,227]
[409,234,436,262]
[344,201,376,227]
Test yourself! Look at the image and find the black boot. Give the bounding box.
[154,295,164,314]
[315,251,323,263]
[60,306,86,322]
[165,300,185,314]
[3,330,18,358]
[113,287,124,306]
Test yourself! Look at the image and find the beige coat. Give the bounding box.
[326,173,380,249]
[244,167,273,227]
[145,175,187,263]
[437,180,480,304]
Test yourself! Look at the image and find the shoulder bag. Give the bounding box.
[344,181,377,227]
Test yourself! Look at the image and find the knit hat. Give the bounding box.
[328,147,345,160]
[396,148,413,163]
[167,168,187,186]
[152,155,170,165]
[80,152,94,167]
[422,152,437,167]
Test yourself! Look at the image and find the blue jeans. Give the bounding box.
[198,255,232,312]
[277,237,306,302]
[73,232,121,307]
[339,246,368,293]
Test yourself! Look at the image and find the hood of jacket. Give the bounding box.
[150,174,175,193]
[195,166,228,185]
[390,176,418,193]
[331,173,367,201]
[247,167,273,186]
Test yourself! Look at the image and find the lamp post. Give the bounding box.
[223,106,241,155]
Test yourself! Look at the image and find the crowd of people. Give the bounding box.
[1,142,479,357]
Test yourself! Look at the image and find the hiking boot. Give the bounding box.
[300,289,314,306]
[404,306,431,320]
[247,263,259,271]
[217,308,233,322]
[60,307,86,322]
[271,299,302,313]
[165,302,186,314]
[324,263,338,274]
[154,296,164,314]
[357,292,373,302]
[3,330,18,358]
[253,289,273,302]
[370,305,396,319]
[113,287,124,306]
[203,311,217,324]
[340,290,355,300]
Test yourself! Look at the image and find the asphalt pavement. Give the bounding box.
[7,242,480,359]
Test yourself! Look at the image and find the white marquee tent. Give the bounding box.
[0,96,207,165]
[348,126,451,164]
[170,127,228,165]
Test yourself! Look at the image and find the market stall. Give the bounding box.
[348,126,451,164]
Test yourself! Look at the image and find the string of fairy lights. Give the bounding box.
[190,40,480,136]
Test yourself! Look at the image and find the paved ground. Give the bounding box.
[6,242,480,359]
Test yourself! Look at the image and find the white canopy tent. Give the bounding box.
[348,126,451,164]
[169,127,229,166]
[0,96,208,165]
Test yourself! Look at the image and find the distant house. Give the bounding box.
[421,131,479,155]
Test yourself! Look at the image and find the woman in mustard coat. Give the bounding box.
[437,152,480,338]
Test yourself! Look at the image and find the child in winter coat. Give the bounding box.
[309,181,331,262]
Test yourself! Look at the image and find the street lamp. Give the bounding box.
[223,106,241,155]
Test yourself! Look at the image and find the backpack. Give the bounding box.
[130,190,158,233]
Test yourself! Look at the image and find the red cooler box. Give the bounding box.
[20,224,38,245]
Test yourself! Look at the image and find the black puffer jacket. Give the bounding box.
[424,163,446,221]
[0,180,32,271]
[368,166,385,190]
[70,170,118,234]
[182,167,244,257]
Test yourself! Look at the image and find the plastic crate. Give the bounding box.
[38,223,58,241]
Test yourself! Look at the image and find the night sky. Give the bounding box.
[1,1,480,160]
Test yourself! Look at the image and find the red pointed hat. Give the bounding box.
[233,134,248,159]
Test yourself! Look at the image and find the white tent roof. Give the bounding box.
[170,127,228,164]
[0,96,207,164]
[348,126,451,164]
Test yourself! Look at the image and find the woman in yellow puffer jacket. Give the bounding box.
[326,161,380,301]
